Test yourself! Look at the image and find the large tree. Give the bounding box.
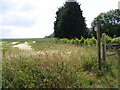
[54,1,88,39]
[91,9,120,37]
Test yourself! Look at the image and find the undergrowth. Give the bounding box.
[2,40,119,88]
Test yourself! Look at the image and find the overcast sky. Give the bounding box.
[0,0,119,38]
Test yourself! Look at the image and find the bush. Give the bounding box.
[74,38,80,45]
[69,39,74,44]
[84,38,91,45]
[90,37,97,45]
[82,57,97,71]
[105,35,112,43]
[79,37,85,44]
[52,35,119,46]
[111,37,120,43]
[52,38,59,42]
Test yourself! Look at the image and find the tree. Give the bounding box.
[54,1,88,39]
[91,9,120,37]
[44,33,54,38]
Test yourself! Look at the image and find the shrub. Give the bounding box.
[111,37,120,43]
[105,35,112,43]
[79,37,85,44]
[74,38,80,45]
[82,57,97,71]
[84,38,90,45]
[52,38,59,42]
[69,39,74,44]
[52,35,119,46]
[90,37,97,45]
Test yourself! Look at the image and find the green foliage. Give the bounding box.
[82,57,98,71]
[2,39,119,88]
[44,33,54,38]
[79,37,85,44]
[91,9,120,37]
[52,35,119,46]
[2,44,11,57]
[111,37,120,43]
[74,38,80,45]
[105,35,120,43]
[52,38,59,43]
[84,37,97,45]
[54,1,88,39]
[105,35,112,43]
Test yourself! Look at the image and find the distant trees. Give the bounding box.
[91,9,120,37]
[44,33,54,38]
[54,1,88,39]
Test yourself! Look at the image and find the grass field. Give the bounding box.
[1,38,119,88]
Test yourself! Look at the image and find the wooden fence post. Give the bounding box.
[102,33,106,61]
[117,37,120,88]
[96,21,101,71]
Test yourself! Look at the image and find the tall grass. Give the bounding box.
[2,40,119,88]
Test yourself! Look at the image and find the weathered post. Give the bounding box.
[102,33,106,61]
[96,21,101,71]
[118,41,120,88]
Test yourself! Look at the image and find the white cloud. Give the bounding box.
[0,0,65,38]
[80,0,119,27]
[0,0,17,13]
[67,0,76,2]
[1,13,36,27]
[118,1,120,9]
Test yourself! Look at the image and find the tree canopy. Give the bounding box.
[54,1,88,39]
[91,9,120,37]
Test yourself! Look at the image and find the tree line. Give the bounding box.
[45,1,120,39]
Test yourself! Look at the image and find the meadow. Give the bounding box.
[1,38,119,88]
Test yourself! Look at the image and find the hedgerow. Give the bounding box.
[52,35,120,45]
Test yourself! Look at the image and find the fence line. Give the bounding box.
[96,21,120,71]
[106,43,120,46]
[106,52,119,57]
[102,33,120,61]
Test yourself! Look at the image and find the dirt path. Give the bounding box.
[13,42,32,50]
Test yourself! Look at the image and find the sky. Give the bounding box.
[0,0,119,38]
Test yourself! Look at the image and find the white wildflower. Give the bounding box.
[32,41,36,43]
[13,43,32,50]
[11,42,18,45]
